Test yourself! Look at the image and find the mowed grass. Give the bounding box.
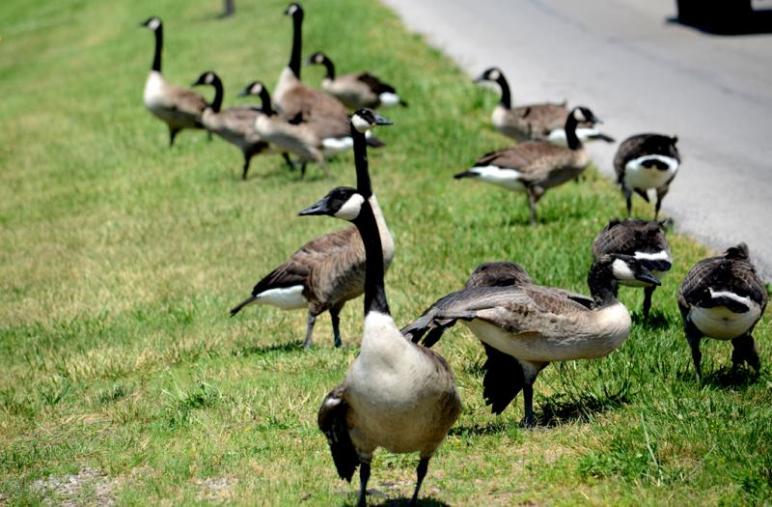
[1,0,771,505]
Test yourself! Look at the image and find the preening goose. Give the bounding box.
[140,17,207,147]
[308,51,407,109]
[403,255,660,427]
[614,133,680,218]
[454,106,600,225]
[592,219,672,317]
[303,186,460,507]
[678,243,767,378]
[229,109,395,347]
[274,3,383,159]
[192,71,269,180]
[474,67,613,145]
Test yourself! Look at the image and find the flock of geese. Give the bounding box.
[140,4,768,505]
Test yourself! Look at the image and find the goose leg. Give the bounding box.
[521,383,535,428]
[731,333,761,373]
[300,162,307,179]
[281,152,296,171]
[526,189,538,225]
[168,126,180,147]
[303,312,317,349]
[685,320,703,379]
[356,459,371,507]
[409,457,430,507]
[655,185,669,219]
[642,286,656,318]
[623,187,633,217]
[330,304,344,348]
[242,154,252,180]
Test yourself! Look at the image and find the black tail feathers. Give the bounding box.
[482,344,525,415]
[318,388,358,482]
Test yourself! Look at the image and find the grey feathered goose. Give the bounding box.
[454,106,600,225]
[229,110,394,346]
[403,255,660,427]
[614,133,680,218]
[140,17,207,146]
[192,71,270,180]
[592,218,672,317]
[678,243,767,378]
[303,186,460,507]
[308,51,407,109]
[474,67,613,145]
[273,3,383,162]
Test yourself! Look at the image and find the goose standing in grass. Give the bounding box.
[614,133,680,218]
[593,218,672,317]
[454,106,600,225]
[402,255,659,427]
[474,67,613,145]
[678,243,767,378]
[274,3,383,160]
[307,51,407,109]
[191,71,269,180]
[304,185,461,507]
[229,109,394,347]
[140,17,207,147]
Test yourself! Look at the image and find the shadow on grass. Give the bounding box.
[537,390,629,427]
[233,340,305,356]
[702,366,760,389]
[631,310,671,330]
[449,420,508,436]
[344,496,448,507]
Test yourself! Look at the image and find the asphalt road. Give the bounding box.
[383,0,772,279]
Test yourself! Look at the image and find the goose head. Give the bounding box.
[307,51,330,66]
[192,71,218,87]
[351,109,392,133]
[589,254,660,305]
[140,16,162,31]
[474,67,504,84]
[239,81,273,114]
[570,106,602,126]
[285,2,304,19]
[299,187,365,222]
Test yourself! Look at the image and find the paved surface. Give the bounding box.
[383,0,772,279]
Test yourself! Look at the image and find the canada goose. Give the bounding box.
[274,3,382,158]
[678,243,767,378]
[191,71,270,180]
[454,106,600,225]
[474,67,613,145]
[229,109,394,347]
[140,17,207,147]
[592,218,672,317]
[403,255,660,427]
[303,186,461,507]
[614,133,680,218]
[465,261,533,289]
[307,51,407,109]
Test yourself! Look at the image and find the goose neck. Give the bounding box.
[322,57,335,80]
[209,76,224,112]
[565,113,581,150]
[352,128,372,198]
[587,264,619,308]
[151,26,163,72]
[497,74,512,109]
[353,201,389,316]
[288,13,303,78]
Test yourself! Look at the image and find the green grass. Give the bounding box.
[1,0,770,505]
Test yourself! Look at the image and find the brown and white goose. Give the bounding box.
[229,109,394,346]
[474,67,613,145]
[305,185,460,507]
[192,71,270,180]
[678,243,767,378]
[454,106,600,225]
[614,133,680,218]
[308,51,407,109]
[402,255,659,427]
[592,218,672,317]
[140,17,207,147]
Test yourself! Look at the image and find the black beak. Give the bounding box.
[238,85,253,97]
[591,116,604,125]
[373,112,393,126]
[588,132,615,143]
[298,197,330,216]
[191,80,202,87]
[473,74,485,83]
[635,267,661,286]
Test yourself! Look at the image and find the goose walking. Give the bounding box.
[592,219,672,317]
[140,17,207,147]
[303,185,460,507]
[678,243,767,378]
[403,255,659,427]
[229,109,394,347]
[192,71,270,180]
[614,133,680,218]
[308,51,407,109]
[454,106,600,225]
[474,67,613,145]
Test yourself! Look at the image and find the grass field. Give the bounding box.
[1,0,771,505]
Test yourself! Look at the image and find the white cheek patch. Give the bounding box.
[351,114,371,132]
[489,69,500,80]
[324,396,342,408]
[634,250,671,262]
[611,259,636,282]
[573,109,586,122]
[335,194,365,220]
[148,18,161,30]
[288,5,298,14]
[251,84,263,95]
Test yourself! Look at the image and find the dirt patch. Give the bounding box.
[31,467,116,506]
[194,477,238,503]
